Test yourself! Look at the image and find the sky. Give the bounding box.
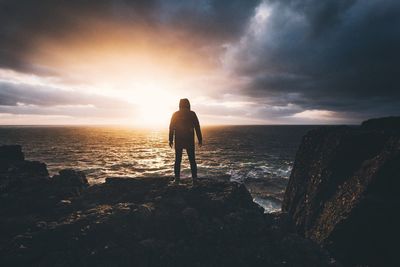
[0,0,399,127]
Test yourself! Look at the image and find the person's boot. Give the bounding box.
[192,178,199,187]
[174,177,180,185]
[169,177,180,186]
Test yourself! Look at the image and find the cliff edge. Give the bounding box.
[0,145,336,266]
[282,117,400,266]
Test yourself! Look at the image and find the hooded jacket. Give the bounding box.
[169,99,202,149]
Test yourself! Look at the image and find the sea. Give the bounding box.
[0,125,319,213]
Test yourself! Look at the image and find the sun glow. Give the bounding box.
[126,82,177,128]
[34,31,200,127]
[8,22,217,127]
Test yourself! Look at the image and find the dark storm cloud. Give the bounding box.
[0,0,260,74]
[1,0,399,123]
[227,0,400,117]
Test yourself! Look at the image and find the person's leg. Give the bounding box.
[187,147,197,179]
[174,148,183,182]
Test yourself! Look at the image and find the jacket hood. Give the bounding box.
[179,98,191,110]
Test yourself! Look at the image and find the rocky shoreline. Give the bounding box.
[0,145,336,266]
[1,116,399,266]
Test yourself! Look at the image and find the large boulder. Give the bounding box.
[53,169,88,187]
[282,117,400,266]
[0,145,25,173]
[0,144,49,193]
[51,169,89,198]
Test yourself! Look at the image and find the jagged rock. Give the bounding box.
[282,117,400,266]
[0,177,337,266]
[0,160,49,194]
[53,169,88,187]
[50,169,89,198]
[0,146,338,266]
[7,161,49,179]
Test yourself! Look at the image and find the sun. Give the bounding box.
[128,82,178,128]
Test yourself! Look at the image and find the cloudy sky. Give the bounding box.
[0,0,399,126]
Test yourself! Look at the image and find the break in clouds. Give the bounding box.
[0,0,399,124]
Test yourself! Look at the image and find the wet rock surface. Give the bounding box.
[0,145,337,266]
[283,117,400,266]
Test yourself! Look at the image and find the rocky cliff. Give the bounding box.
[0,145,336,266]
[282,117,400,266]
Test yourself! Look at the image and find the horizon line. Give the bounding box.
[0,123,358,127]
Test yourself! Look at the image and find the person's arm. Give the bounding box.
[193,112,203,146]
[169,113,176,148]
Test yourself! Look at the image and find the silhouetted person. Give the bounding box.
[169,98,202,184]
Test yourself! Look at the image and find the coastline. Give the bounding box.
[0,145,337,266]
[1,116,399,266]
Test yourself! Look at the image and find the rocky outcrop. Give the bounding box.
[0,145,337,266]
[361,116,400,132]
[282,117,400,266]
[0,145,87,200]
[0,145,89,249]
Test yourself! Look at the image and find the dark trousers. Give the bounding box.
[174,147,197,179]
